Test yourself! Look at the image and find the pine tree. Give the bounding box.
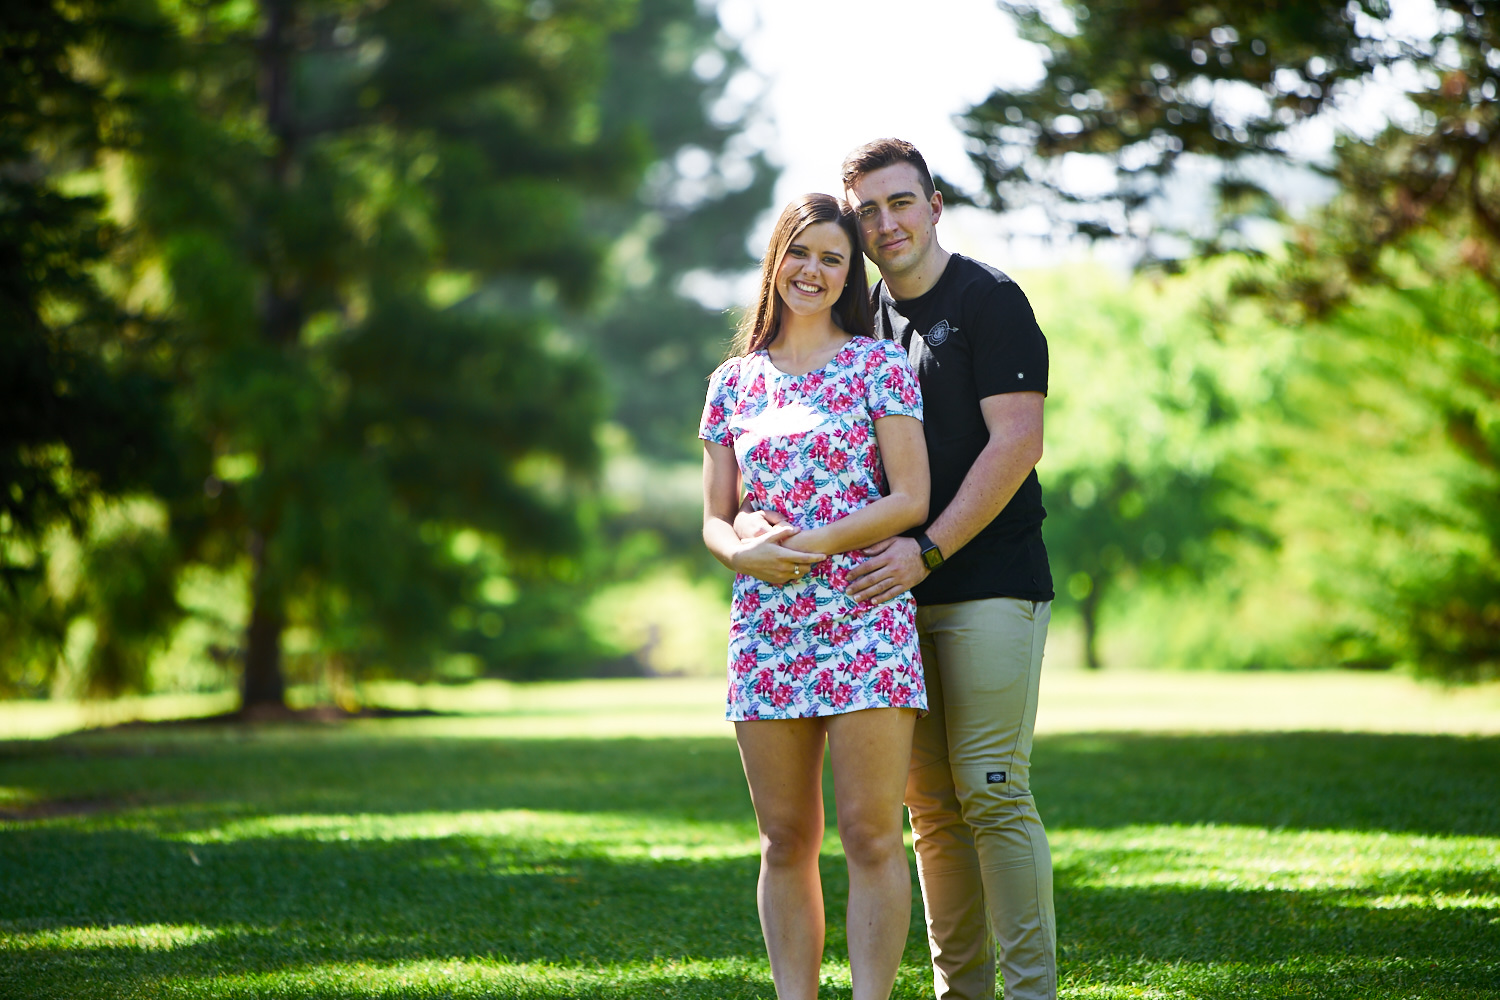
[104,0,651,709]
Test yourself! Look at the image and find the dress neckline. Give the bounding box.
[758,337,858,378]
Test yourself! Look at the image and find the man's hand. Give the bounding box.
[845,535,927,604]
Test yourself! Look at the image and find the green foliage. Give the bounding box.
[1035,266,1274,668]
[0,709,1494,997]
[1249,251,1500,679]
[967,2,1500,680]
[0,0,184,697]
[963,0,1500,279]
[581,0,775,463]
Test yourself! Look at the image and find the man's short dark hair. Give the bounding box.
[840,138,935,199]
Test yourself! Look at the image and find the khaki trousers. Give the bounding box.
[906,598,1056,1000]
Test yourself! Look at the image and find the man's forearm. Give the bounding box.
[925,437,1038,559]
[924,392,1045,560]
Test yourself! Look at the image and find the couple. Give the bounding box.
[700,138,1056,1000]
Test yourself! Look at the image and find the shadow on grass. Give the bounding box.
[3,730,1495,834]
[1036,732,1500,835]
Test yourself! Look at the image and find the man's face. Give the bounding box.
[845,162,942,277]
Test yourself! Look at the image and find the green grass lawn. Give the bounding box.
[1,678,1497,998]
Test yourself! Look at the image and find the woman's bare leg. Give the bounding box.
[827,707,918,1000]
[736,718,829,1000]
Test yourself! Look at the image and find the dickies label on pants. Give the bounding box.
[986,771,1007,784]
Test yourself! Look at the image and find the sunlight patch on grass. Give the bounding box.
[1355,892,1500,910]
[177,808,759,860]
[1,922,220,952]
[1054,825,1499,893]
[160,956,777,999]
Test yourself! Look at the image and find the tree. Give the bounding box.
[1,0,179,696]
[581,0,775,463]
[961,0,1497,283]
[96,0,653,709]
[961,0,1500,678]
[1034,268,1260,670]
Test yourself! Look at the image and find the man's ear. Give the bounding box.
[929,189,944,226]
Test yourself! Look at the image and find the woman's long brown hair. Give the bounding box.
[730,193,872,357]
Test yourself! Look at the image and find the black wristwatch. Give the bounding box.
[917,533,944,571]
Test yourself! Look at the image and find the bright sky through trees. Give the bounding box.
[717,0,1042,203]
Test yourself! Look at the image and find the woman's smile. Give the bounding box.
[775,219,852,315]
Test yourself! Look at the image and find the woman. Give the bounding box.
[699,193,930,1000]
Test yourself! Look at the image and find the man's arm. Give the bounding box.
[844,391,1043,604]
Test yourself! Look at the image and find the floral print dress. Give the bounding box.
[699,337,927,721]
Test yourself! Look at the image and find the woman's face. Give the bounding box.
[774,220,853,320]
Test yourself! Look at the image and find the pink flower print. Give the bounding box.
[791,591,817,620]
[828,563,849,591]
[851,648,877,678]
[791,477,816,504]
[815,495,834,525]
[805,372,826,393]
[825,448,848,473]
[840,483,869,507]
[873,667,895,698]
[772,625,793,647]
[749,438,772,466]
[772,683,794,709]
[832,622,856,646]
[733,651,756,677]
[752,480,771,507]
[754,667,776,696]
[891,684,912,707]
[829,393,856,414]
[814,669,836,698]
[707,402,728,430]
[846,422,869,447]
[832,683,854,709]
[758,609,777,635]
[808,433,831,464]
[749,373,765,398]
[791,652,817,679]
[767,447,792,474]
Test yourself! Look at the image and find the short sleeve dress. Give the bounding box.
[699,337,928,721]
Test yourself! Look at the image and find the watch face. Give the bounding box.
[922,547,943,570]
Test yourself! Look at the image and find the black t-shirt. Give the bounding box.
[874,253,1054,605]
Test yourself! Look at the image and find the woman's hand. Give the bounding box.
[734,507,789,539]
[731,523,827,587]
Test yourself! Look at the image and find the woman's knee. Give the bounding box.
[759,818,822,868]
[838,813,906,870]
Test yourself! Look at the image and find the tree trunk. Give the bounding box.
[241,528,286,709]
[1080,585,1103,670]
[239,0,301,714]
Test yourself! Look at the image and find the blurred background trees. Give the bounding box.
[5,0,1497,705]
[2,0,775,708]
[955,0,1499,679]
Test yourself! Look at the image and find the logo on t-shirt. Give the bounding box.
[923,319,955,347]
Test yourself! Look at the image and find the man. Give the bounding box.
[842,138,1056,1000]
